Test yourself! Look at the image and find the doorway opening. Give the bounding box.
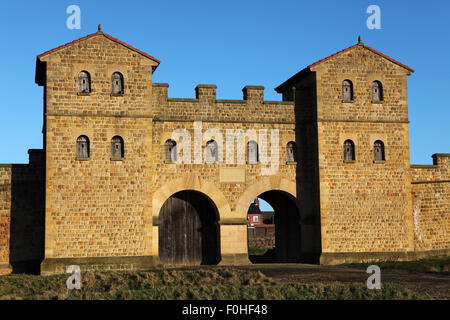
[247,191,301,263]
[159,190,220,266]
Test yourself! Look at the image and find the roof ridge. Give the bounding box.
[37,31,160,64]
[275,42,414,92]
[308,43,414,73]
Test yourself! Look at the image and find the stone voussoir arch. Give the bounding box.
[152,174,231,224]
[235,176,297,220]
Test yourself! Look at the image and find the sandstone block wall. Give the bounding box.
[0,149,45,274]
[318,122,413,252]
[284,44,416,255]
[150,85,298,259]
[411,154,450,251]
[0,165,12,273]
[38,33,158,118]
[0,32,445,273]
[9,150,45,272]
[38,33,157,260]
[45,116,152,258]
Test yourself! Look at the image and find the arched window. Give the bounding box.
[374,140,385,161]
[205,140,218,164]
[372,81,383,102]
[78,71,91,94]
[247,140,258,164]
[342,80,353,101]
[111,72,124,95]
[343,140,355,161]
[164,139,177,163]
[111,136,124,159]
[286,141,297,163]
[76,136,90,159]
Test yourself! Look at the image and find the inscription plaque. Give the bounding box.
[219,167,246,183]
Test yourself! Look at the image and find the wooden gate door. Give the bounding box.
[159,193,202,265]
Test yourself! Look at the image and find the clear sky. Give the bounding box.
[0,0,449,177]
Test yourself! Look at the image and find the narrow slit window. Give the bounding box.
[372,81,383,102]
[76,136,90,158]
[344,140,355,161]
[342,80,353,101]
[205,140,218,164]
[247,140,258,164]
[78,71,91,93]
[286,141,297,162]
[164,139,177,162]
[374,140,385,161]
[111,136,124,159]
[111,72,124,95]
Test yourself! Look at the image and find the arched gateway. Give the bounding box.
[158,190,221,266]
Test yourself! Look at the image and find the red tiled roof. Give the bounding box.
[37,32,160,64]
[308,43,414,73]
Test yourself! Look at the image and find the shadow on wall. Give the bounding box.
[293,70,322,264]
[9,150,45,274]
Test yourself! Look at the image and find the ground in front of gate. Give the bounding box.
[0,257,448,300]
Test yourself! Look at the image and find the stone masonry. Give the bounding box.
[0,29,448,274]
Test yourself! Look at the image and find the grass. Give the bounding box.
[0,268,434,300]
[346,256,450,274]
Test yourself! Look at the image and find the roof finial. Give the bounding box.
[358,35,363,45]
[98,24,102,33]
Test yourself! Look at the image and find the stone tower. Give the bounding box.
[35,28,160,273]
[276,38,416,263]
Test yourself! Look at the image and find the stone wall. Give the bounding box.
[0,149,45,274]
[45,115,152,259]
[411,154,450,251]
[248,237,275,249]
[3,31,443,273]
[150,86,298,262]
[318,122,413,253]
[38,33,158,118]
[0,165,12,274]
[152,83,295,123]
[308,44,415,256]
[37,30,303,273]
[9,150,45,273]
[38,33,157,265]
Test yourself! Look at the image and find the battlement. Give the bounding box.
[411,153,450,183]
[152,83,294,123]
[152,83,290,105]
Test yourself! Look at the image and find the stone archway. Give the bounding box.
[158,190,220,265]
[152,175,231,265]
[152,174,231,223]
[235,176,297,220]
[237,177,301,263]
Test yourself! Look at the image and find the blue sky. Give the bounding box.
[0,0,449,175]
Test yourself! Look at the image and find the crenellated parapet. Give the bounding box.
[411,153,450,183]
[152,83,294,124]
[410,154,450,252]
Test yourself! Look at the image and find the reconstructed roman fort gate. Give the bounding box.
[0,27,448,274]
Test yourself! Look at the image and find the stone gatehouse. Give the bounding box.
[0,27,448,274]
